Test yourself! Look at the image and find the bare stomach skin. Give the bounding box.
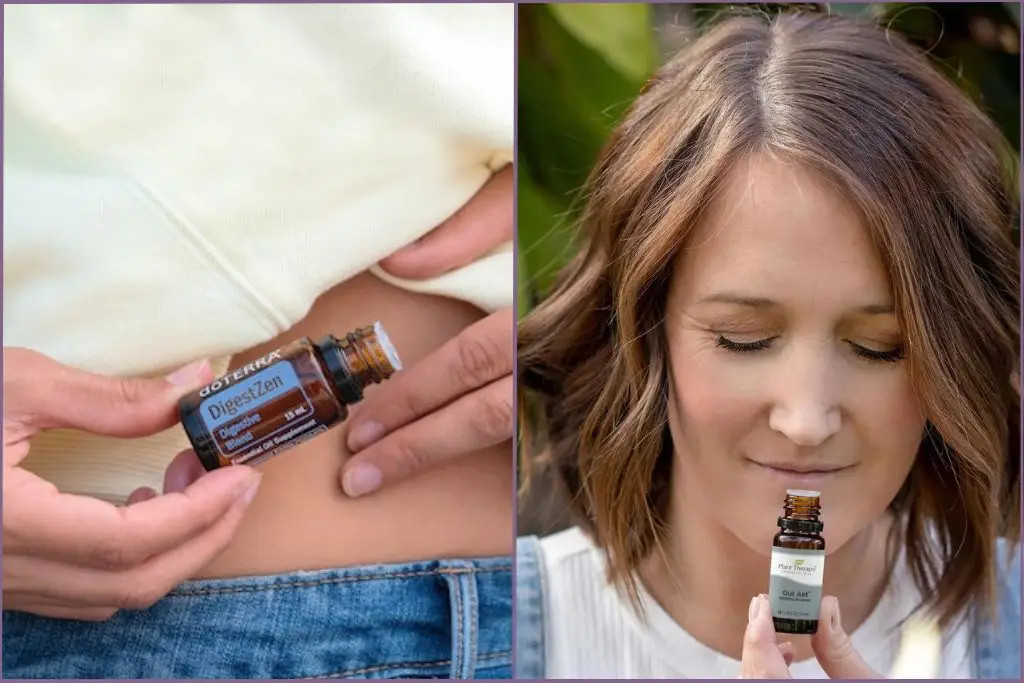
[192,272,513,579]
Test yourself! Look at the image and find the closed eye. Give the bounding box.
[715,336,904,363]
[849,343,904,363]
[715,336,774,353]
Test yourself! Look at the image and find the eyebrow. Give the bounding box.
[696,293,895,315]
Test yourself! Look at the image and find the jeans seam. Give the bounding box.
[453,574,464,677]
[300,651,512,679]
[470,573,479,678]
[168,566,511,597]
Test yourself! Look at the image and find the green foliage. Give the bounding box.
[517,2,1022,315]
[518,3,652,309]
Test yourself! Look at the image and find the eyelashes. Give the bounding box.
[714,335,904,363]
[715,336,773,353]
[853,345,905,363]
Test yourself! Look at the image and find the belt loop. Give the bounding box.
[442,561,479,679]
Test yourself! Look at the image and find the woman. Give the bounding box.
[3,4,513,679]
[516,9,1020,679]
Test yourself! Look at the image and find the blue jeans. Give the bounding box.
[2,555,512,679]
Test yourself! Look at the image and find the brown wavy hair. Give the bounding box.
[518,9,1020,628]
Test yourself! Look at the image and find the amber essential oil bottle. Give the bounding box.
[768,489,826,634]
[179,322,401,471]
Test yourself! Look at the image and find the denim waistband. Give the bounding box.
[2,555,513,679]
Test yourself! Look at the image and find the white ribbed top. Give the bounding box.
[536,527,973,679]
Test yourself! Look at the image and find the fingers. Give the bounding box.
[52,359,212,437]
[811,597,882,679]
[6,463,259,570]
[4,487,253,611]
[346,309,513,453]
[740,594,793,679]
[111,485,253,610]
[778,642,795,668]
[378,166,512,279]
[125,487,158,505]
[341,375,513,497]
[6,347,212,440]
[162,449,207,494]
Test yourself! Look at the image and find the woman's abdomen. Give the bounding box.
[193,272,512,578]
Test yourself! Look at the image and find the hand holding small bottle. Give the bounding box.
[338,166,513,496]
[740,594,881,679]
[2,347,261,621]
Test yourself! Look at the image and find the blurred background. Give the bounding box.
[517,2,1021,536]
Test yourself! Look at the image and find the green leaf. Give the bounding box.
[517,242,532,319]
[547,3,657,82]
[517,168,576,314]
[519,5,644,203]
[1004,2,1020,26]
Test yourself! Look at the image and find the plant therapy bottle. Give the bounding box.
[768,489,826,634]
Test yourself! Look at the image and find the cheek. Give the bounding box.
[856,370,926,463]
[670,342,764,435]
[819,372,924,549]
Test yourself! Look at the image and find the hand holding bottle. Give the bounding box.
[2,347,261,621]
[740,594,881,678]
[338,166,513,497]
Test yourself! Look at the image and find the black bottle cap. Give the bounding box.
[778,517,824,533]
[319,336,363,404]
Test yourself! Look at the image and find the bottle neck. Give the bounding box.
[318,325,400,405]
[779,493,823,534]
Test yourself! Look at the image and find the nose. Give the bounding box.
[768,353,842,447]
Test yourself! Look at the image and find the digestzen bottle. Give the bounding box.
[768,489,826,634]
[178,322,401,471]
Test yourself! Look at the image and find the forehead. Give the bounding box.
[673,152,893,306]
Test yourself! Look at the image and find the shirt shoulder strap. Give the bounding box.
[972,537,1021,679]
[515,535,547,678]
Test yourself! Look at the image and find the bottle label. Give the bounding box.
[768,547,825,621]
[238,423,330,467]
[197,347,284,399]
[198,359,318,462]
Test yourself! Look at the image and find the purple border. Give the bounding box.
[512,1,523,679]
[1017,1,1023,679]
[509,1,1024,681]
[0,2,519,681]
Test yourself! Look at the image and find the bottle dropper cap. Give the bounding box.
[373,320,403,372]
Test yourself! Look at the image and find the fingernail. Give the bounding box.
[236,472,262,507]
[749,595,761,621]
[343,464,382,497]
[348,422,385,451]
[831,599,842,632]
[166,360,209,387]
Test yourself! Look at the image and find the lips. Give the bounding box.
[752,461,851,474]
[747,459,854,486]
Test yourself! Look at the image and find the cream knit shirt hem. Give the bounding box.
[3,4,514,502]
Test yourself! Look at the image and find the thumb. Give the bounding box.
[811,597,882,679]
[23,352,212,438]
[740,594,793,678]
[378,166,512,280]
[162,448,208,494]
